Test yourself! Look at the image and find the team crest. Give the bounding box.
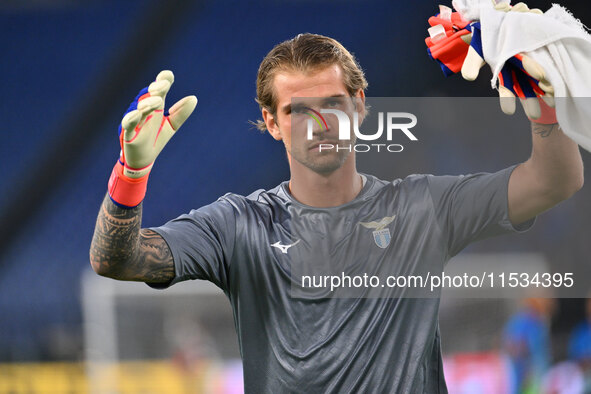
[359,215,396,249]
[372,228,391,249]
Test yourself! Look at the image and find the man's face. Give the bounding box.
[263,64,364,174]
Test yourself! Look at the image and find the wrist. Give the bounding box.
[108,161,150,208]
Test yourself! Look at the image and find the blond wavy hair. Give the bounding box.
[254,33,368,131]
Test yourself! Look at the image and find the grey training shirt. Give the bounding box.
[150,166,532,393]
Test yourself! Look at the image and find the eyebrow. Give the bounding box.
[281,94,347,114]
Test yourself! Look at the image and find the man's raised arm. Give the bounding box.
[89,70,197,283]
[508,121,584,225]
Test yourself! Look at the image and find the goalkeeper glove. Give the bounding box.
[496,54,556,123]
[425,6,473,77]
[460,2,555,123]
[426,2,556,123]
[108,70,197,208]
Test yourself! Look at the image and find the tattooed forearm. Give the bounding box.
[90,194,174,283]
[136,229,174,283]
[532,123,559,138]
[90,194,142,273]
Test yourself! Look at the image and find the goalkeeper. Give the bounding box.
[90,15,583,394]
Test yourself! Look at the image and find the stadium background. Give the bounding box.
[1,0,591,392]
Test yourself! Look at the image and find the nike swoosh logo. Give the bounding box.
[271,240,301,254]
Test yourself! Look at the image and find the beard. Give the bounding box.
[288,138,353,175]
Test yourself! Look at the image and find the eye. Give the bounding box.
[325,97,347,108]
[291,105,306,114]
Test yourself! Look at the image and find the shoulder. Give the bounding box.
[425,167,517,190]
[363,173,432,199]
[218,182,289,208]
[208,182,291,220]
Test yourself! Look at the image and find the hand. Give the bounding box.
[108,70,197,207]
[426,2,556,123]
[496,54,556,123]
[119,70,197,178]
[459,2,555,122]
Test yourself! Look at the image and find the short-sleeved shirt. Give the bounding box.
[150,166,532,393]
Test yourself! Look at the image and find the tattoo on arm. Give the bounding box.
[90,194,174,283]
[136,229,174,283]
[532,123,559,138]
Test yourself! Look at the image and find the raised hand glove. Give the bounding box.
[460,2,555,123]
[460,1,543,81]
[108,70,197,208]
[426,2,556,123]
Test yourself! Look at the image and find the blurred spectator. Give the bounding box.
[503,297,556,393]
[568,297,591,391]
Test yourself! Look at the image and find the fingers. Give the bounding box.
[517,54,555,104]
[121,111,141,142]
[493,2,512,12]
[510,2,542,14]
[150,95,197,158]
[461,46,486,81]
[137,95,162,112]
[499,85,517,115]
[511,2,530,12]
[521,97,542,119]
[148,70,174,110]
[512,65,544,118]
[494,1,543,14]
[156,70,174,84]
[487,3,551,119]
[148,80,171,109]
[520,55,545,81]
[122,71,195,144]
[168,95,198,130]
[461,22,484,81]
[538,80,554,95]
[122,96,162,142]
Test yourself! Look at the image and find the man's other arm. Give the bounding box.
[508,122,584,225]
[89,194,174,284]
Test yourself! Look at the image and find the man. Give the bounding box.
[568,296,591,390]
[90,33,583,392]
[503,297,556,393]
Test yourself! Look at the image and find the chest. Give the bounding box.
[231,198,445,300]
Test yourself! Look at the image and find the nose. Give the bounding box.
[312,122,328,136]
[303,116,330,140]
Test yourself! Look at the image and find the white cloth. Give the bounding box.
[452,0,591,152]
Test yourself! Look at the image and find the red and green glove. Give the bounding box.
[108,70,197,208]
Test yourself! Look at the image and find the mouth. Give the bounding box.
[308,141,338,151]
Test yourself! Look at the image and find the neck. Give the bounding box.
[288,154,362,207]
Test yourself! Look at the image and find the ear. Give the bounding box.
[354,89,367,122]
[262,108,282,141]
